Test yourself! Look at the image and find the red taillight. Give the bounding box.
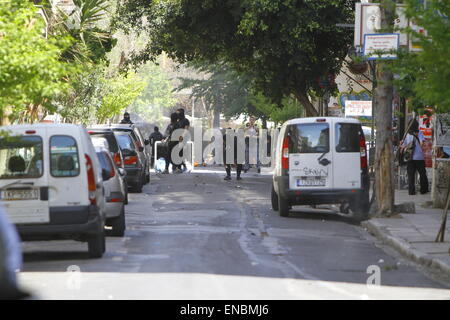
[124,156,138,166]
[110,198,123,203]
[360,133,367,169]
[114,153,123,168]
[25,130,36,134]
[281,137,290,170]
[85,154,97,205]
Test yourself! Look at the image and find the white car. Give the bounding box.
[271,117,370,221]
[0,124,106,258]
[95,146,126,237]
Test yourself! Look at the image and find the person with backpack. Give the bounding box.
[400,120,429,195]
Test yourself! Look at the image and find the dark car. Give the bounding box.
[93,124,151,184]
[114,131,147,193]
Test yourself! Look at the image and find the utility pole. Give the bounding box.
[372,0,397,215]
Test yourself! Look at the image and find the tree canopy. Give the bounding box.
[115,0,355,116]
[0,0,75,122]
[392,0,450,112]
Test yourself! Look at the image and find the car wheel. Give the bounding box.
[88,231,105,258]
[278,192,290,217]
[110,206,126,237]
[271,185,279,211]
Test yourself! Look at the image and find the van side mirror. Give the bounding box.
[102,168,111,181]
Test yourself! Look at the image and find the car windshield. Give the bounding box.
[0,135,44,179]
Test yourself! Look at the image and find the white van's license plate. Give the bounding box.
[297,177,326,187]
[1,189,39,201]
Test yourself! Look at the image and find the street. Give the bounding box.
[18,169,450,299]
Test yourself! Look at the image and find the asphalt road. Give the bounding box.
[18,168,450,299]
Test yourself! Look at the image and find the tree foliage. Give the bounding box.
[0,0,75,121]
[115,0,354,116]
[128,62,177,125]
[392,0,450,112]
[176,61,303,125]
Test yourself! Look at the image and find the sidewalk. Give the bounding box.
[362,190,450,277]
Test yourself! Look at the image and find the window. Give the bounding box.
[115,133,136,152]
[0,136,43,179]
[50,136,80,177]
[335,123,361,153]
[89,132,119,153]
[289,123,329,153]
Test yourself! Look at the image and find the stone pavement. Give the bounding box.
[362,190,450,277]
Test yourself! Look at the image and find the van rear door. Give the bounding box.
[288,120,333,190]
[0,127,50,224]
[332,122,362,189]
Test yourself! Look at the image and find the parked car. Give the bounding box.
[114,130,146,193]
[93,124,151,184]
[95,146,126,237]
[88,128,128,204]
[0,205,29,299]
[0,124,107,258]
[271,117,370,221]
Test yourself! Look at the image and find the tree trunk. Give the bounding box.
[373,0,396,216]
[294,89,318,117]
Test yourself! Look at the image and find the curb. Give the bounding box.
[362,219,450,277]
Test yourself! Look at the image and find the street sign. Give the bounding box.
[345,100,372,117]
[363,33,399,60]
[354,3,408,48]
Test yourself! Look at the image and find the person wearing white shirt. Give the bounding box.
[401,120,429,195]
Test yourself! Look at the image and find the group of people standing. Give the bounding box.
[147,111,265,180]
[148,108,190,174]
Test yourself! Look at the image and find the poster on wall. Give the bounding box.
[345,100,372,117]
[435,113,450,162]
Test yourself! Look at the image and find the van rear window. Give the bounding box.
[335,123,362,153]
[0,136,43,179]
[89,132,119,153]
[288,123,329,153]
[50,136,80,177]
[115,133,136,151]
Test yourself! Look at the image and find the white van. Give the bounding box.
[272,117,370,221]
[0,124,106,258]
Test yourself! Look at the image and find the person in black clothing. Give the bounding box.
[164,112,181,173]
[176,108,190,172]
[223,128,244,180]
[149,126,164,168]
[120,112,133,124]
